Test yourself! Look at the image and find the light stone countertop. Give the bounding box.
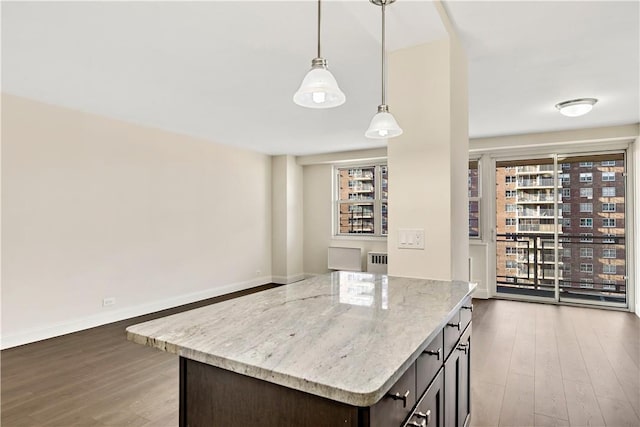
[126,272,476,407]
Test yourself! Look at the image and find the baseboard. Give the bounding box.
[0,276,272,350]
[472,287,490,299]
[271,273,307,285]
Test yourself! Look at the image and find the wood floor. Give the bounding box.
[2,293,639,426]
[470,299,640,427]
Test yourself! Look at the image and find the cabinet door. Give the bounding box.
[444,325,472,427]
[369,364,416,427]
[416,330,444,397]
[404,369,444,427]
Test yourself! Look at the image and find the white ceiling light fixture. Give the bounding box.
[555,98,598,117]
[293,0,346,109]
[366,0,403,139]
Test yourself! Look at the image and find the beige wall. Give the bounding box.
[386,39,469,281]
[271,155,304,283]
[302,163,386,274]
[1,94,272,348]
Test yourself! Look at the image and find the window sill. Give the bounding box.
[332,235,388,242]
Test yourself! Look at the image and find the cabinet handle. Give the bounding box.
[416,409,432,425]
[457,342,469,355]
[462,304,473,312]
[387,389,410,408]
[424,347,442,361]
[447,321,461,330]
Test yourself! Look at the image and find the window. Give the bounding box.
[579,203,593,213]
[505,204,516,212]
[602,283,616,291]
[580,263,593,274]
[603,218,616,228]
[506,190,516,198]
[505,175,516,184]
[580,233,593,242]
[561,218,571,227]
[579,173,593,183]
[505,218,516,226]
[505,247,517,255]
[562,204,571,213]
[601,161,616,167]
[580,248,593,258]
[580,218,593,228]
[468,160,480,238]
[562,188,571,199]
[579,162,593,167]
[336,164,387,236]
[602,172,615,181]
[603,264,617,274]
[580,188,593,198]
[562,163,570,170]
[603,234,616,244]
[602,203,616,212]
[602,248,617,258]
[602,187,616,197]
[506,260,517,269]
[560,173,570,184]
[562,248,571,258]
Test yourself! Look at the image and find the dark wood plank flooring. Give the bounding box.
[2,293,639,426]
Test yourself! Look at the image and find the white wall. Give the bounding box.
[302,163,387,275]
[1,94,273,348]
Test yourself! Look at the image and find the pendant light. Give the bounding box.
[366,0,402,139]
[293,0,345,109]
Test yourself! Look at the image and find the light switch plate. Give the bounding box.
[398,228,425,249]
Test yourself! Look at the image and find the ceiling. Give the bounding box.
[2,1,638,156]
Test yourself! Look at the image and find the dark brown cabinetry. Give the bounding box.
[179,298,473,427]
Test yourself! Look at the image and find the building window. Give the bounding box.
[580,188,593,198]
[336,164,387,236]
[506,260,517,269]
[603,218,616,228]
[580,233,593,242]
[580,279,594,288]
[505,175,516,184]
[579,162,593,167]
[562,204,571,213]
[468,160,480,238]
[602,203,616,212]
[602,280,616,290]
[602,172,615,182]
[580,263,593,274]
[562,188,571,199]
[505,247,517,255]
[506,218,516,226]
[579,203,593,213]
[580,248,593,258]
[505,204,516,212]
[601,161,616,167]
[579,173,593,183]
[603,264,617,274]
[561,218,571,227]
[580,218,593,228]
[602,248,616,258]
[560,173,570,184]
[506,190,516,198]
[563,248,571,258]
[602,187,616,197]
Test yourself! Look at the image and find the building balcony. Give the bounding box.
[517,178,558,188]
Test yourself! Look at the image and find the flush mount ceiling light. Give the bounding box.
[366,0,402,139]
[293,0,346,109]
[555,98,598,117]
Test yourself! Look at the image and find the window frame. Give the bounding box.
[334,162,388,238]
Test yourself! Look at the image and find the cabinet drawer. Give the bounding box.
[443,310,460,359]
[404,369,444,427]
[416,330,443,397]
[369,363,416,427]
[459,298,473,334]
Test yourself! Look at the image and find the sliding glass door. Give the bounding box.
[494,153,627,307]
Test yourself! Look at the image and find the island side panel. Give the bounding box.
[179,357,361,427]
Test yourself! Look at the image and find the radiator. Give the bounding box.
[367,252,388,274]
[328,247,362,271]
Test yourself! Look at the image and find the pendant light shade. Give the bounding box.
[365,105,403,139]
[294,0,345,109]
[294,59,346,108]
[366,0,402,139]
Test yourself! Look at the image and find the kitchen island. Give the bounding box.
[127,272,476,427]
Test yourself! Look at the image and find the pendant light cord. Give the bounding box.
[381,1,386,106]
[317,0,322,59]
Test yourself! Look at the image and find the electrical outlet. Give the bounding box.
[102,297,116,307]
